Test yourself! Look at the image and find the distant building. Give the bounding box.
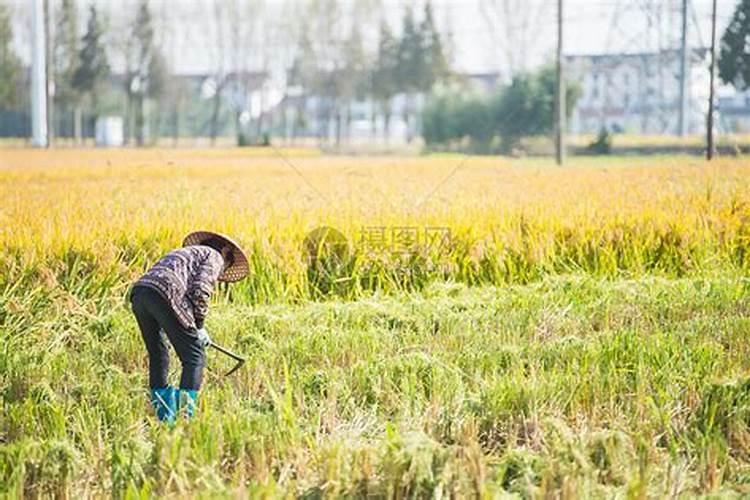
[718,90,750,133]
[464,72,504,93]
[280,71,505,145]
[565,49,710,135]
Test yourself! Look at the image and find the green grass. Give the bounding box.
[3,271,750,497]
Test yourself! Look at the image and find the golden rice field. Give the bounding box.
[3,148,750,497]
[2,148,750,295]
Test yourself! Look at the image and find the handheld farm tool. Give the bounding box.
[162,327,247,378]
[209,341,246,377]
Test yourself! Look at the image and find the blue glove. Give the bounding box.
[196,328,212,348]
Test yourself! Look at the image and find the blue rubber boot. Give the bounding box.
[178,389,199,419]
[150,386,177,423]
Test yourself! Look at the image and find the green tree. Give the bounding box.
[423,92,493,151]
[718,0,750,90]
[421,66,580,154]
[72,5,109,118]
[396,4,450,142]
[396,8,426,141]
[340,25,367,145]
[128,0,167,145]
[494,67,579,152]
[0,4,22,111]
[396,8,424,93]
[53,0,80,137]
[419,1,449,90]
[372,21,399,141]
[287,25,316,141]
[145,50,169,143]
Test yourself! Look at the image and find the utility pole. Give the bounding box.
[678,0,689,137]
[31,0,48,147]
[44,0,53,146]
[706,0,717,160]
[555,0,565,165]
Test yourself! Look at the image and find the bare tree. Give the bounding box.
[200,0,267,145]
[237,0,268,145]
[156,0,189,145]
[205,0,229,144]
[272,0,303,144]
[480,0,547,78]
[307,0,344,146]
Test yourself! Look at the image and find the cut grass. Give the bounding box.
[3,274,750,496]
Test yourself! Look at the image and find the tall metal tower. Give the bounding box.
[678,0,689,136]
[603,0,682,134]
[31,0,48,147]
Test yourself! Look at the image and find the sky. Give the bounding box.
[7,0,741,76]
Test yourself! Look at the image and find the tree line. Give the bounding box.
[1,0,750,148]
[0,0,450,146]
[422,67,581,154]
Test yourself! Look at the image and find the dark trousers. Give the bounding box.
[130,286,206,390]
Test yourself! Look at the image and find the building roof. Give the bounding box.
[565,48,709,62]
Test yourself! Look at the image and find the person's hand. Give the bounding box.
[196,328,212,348]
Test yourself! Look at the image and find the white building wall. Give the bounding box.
[567,50,710,135]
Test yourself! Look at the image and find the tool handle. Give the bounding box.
[209,342,246,377]
[210,342,244,362]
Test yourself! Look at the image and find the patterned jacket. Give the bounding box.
[132,246,224,330]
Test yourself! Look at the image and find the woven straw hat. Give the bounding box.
[183,231,249,282]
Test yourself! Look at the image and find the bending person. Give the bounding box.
[129,231,248,422]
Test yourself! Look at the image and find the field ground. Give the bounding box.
[2,149,750,496]
[3,132,749,154]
